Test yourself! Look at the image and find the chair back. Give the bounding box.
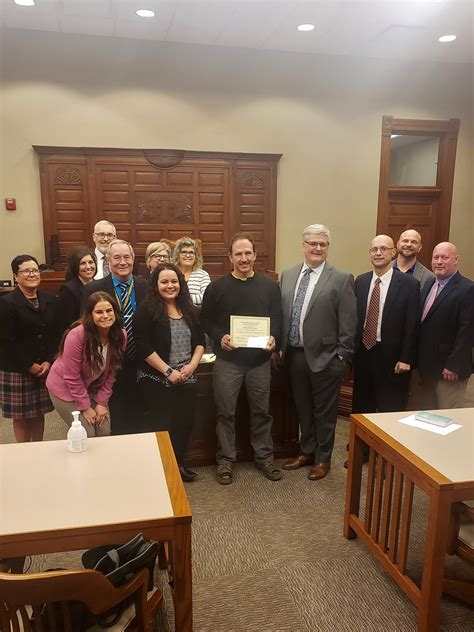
[0,567,161,632]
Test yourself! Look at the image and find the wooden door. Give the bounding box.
[376,116,459,266]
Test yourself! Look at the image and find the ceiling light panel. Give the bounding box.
[115,1,174,40]
[215,2,294,48]
[62,0,112,18]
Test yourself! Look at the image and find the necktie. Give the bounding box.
[102,256,110,278]
[421,281,440,322]
[362,278,381,350]
[289,268,313,346]
[119,282,136,359]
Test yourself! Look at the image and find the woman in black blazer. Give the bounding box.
[133,263,205,481]
[0,255,59,442]
[57,246,97,333]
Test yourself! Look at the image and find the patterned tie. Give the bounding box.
[289,268,313,346]
[119,282,136,359]
[421,281,440,322]
[102,256,110,278]
[362,278,381,350]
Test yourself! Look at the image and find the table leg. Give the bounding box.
[418,490,452,632]
[344,424,364,539]
[171,523,193,631]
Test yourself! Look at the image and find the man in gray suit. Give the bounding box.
[280,224,356,480]
[393,229,435,291]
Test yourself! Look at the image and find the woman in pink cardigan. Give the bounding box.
[47,291,126,437]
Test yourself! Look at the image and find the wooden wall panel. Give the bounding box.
[35,147,281,277]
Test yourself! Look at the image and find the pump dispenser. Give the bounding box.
[67,410,88,452]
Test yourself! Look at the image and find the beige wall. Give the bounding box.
[1,30,472,281]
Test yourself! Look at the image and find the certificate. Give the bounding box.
[230,315,271,349]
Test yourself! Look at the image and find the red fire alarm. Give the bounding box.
[5,198,16,211]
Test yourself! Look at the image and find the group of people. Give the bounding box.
[0,220,473,487]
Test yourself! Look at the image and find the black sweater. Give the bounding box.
[201,272,282,367]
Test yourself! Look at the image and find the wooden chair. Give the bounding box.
[443,500,474,606]
[0,566,163,631]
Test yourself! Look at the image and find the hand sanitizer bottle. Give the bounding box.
[67,410,88,452]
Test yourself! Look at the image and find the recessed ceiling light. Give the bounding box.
[438,34,456,43]
[14,0,35,6]
[136,9,155,18]
[297,24,315,32]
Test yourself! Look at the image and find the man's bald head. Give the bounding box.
[432,242,459,279]
[397,229,422,260]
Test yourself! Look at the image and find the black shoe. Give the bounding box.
[179,465,197,482]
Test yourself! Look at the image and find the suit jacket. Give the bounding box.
[418,272,474,380]
[81,274,149,312]
[413,261,435,292]
[280,261,356,372]
[46,324,127,410]
[0,287,59,372]
[57,277,85,333]
[354,269,420,372]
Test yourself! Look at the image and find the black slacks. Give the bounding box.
[141,378,197,466]
[109,360,144,435]
[286,348,344,464]
[352,344,410,414]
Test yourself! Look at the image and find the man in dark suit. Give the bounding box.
[82,239,148,434]
[352,234,420,418]
[393,229,435,291]
[415,242,474,409]
[280,224,356,480]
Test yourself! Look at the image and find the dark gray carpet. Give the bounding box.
[2,379,474,630]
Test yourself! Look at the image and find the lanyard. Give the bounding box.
[114,278,134,309]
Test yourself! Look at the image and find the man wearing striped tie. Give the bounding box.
[83,240,148,434]
[351,235,420,423]
[414,242,474,409]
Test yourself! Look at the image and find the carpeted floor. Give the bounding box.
[1,381,474,631]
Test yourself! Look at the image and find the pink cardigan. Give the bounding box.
[46,325,126,411]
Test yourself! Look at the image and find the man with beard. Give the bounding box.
[92,220,117,279]
[393,229,434,291]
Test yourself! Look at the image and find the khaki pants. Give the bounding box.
[411,370,468,410]
[49,392,111,437]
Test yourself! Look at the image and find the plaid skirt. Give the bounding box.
[0,370,54,419]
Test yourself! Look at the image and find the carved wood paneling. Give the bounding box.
[35,147,281,276]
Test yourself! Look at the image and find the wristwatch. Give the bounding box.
[164,367,173,377]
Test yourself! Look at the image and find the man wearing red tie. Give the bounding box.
[351,235,420,418]
[414,242,474,409]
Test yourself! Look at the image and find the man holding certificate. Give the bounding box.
[201,233,283,485]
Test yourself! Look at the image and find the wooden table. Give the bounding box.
[344,408,474,631]
[0,432,192,631]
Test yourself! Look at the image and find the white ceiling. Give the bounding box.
[0,0,472,64]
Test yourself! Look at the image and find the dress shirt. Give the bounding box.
[364,267,393,342]
[94,247,106,280]
[293,261,325,345]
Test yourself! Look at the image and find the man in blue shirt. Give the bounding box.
[393,229,435,292]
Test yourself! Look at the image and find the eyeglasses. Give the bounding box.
[17,269,40,277]
[94,232,116,240]
[150,253,170,261]
[180,250,196,257]
[304,241,328,248]
[369,246,392,254]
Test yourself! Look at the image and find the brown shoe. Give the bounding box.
[308,462,331,481]
[282,453,315,470]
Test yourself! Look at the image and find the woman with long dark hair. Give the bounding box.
[133,263,205,481]
[46,291,126,437]
[0,255,58,442]
[57,246,97,332]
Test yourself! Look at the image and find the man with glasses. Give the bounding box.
[83,240,148,434]
[92,220,117,279]
[280,224,356,480]
[352,235,420,425]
